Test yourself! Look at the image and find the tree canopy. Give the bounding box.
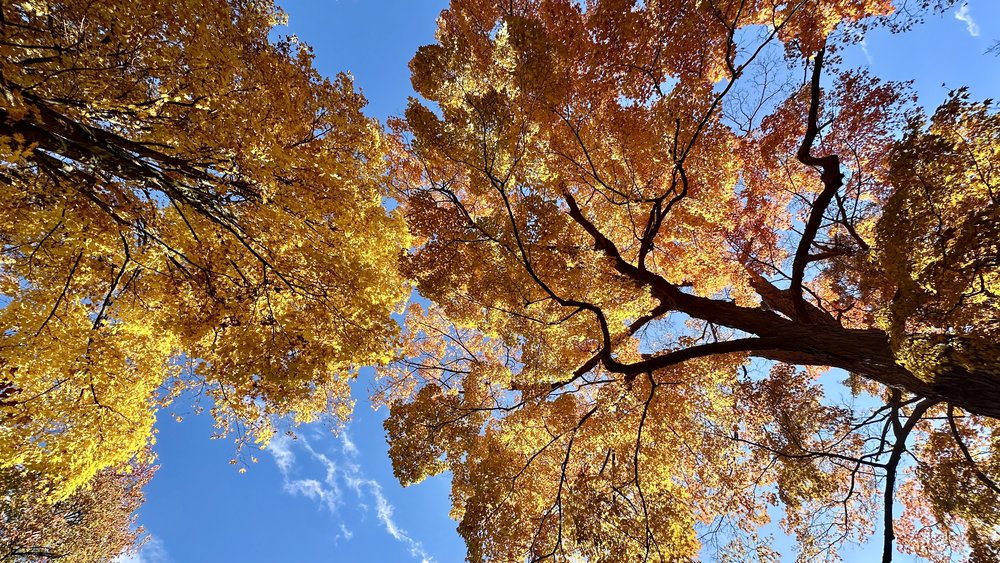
[2,0,999,561]
[0,456,153,562]
[379,0,999,561]
[0,0,408,503]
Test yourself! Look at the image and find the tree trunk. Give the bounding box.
[651,282,1000,418]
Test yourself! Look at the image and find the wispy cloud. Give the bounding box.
[955,4,980,37]
[115,535,169,563]
[859,38,874,65]
[350,477,435,563]
[284,478,340,512]
[269,434,343,512]
[268,434,296,474]
[266,430,434,562]
[340,431,359,457]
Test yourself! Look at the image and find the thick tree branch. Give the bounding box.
[792,47,844,321]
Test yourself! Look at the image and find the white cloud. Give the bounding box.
[284,478,340,512]
[268,434,296,474]
[300,443,337,485]
[266,429,434,562]
[340,431,359,458]
[955,4,980,37]
[859,38,873,65]
[369,479,435,563]
[269,434,343,512]
[115,535,169,563]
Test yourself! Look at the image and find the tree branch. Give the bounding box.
[947,405,1000,495]
[791,47,844,321]
[881,398,936,563]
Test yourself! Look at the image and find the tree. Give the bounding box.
[0,0,409,501]
[381,0,999,560]
[0,456,154,562]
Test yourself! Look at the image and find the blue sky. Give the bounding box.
[123,2,999,562]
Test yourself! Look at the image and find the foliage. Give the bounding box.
[0,457,153,562]
[3,0,998,561]
[878,91,1000,389]
[380,0,998,561]
[0,0,409,502]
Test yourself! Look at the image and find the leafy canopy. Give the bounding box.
[0,0,409,501]
[0,457,153,563]
[2,0,999,561]
[381,0,999,561]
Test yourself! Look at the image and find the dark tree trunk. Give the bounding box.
[647,280,1000,419]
